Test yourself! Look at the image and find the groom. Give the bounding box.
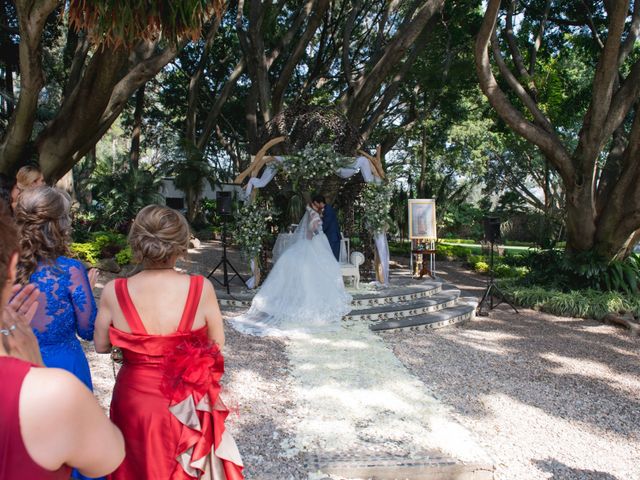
[312,194,341,261]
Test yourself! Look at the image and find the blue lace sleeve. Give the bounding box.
[66,259,97,341]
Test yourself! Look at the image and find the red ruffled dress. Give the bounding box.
[108,275,243,480]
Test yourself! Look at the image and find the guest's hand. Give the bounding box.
[88,268,99,289]
[8,283,40,324]
[1,307,43,365]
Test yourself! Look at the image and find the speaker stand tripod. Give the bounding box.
[207,216,248,294]
[476,240,519,316]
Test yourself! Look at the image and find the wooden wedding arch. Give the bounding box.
[233,137,388,286]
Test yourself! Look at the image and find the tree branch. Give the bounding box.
[196,58,245,150]
[529,0,551,76]
[346,0,445,127]
[0,0,59,173]
[272,0,330,113]
[504,1,533,86]
[360,24,433,142]
[475,0,574,184]
[579,1,629,157]
[490,32,554,133]
[341,0,363,92]
[38,41,182,180]
[266,0,314,69]
[186,18,222,143]
[619,0,640,66]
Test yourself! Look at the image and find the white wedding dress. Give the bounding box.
[230,206,352,336]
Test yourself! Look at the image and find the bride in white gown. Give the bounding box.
[231,204,352,336]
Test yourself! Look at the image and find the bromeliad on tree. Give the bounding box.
[68,0,226,47]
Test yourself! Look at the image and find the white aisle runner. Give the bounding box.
[283,321,490,474]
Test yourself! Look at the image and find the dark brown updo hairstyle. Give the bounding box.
[128,205,190,264]
[15,186,71,284]
[0,202,19,293]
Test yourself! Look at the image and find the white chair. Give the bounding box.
[341,251,365,289]
[339,233,350,263]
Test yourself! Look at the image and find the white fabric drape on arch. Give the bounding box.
[242,155,390,287]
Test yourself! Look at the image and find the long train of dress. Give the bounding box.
[231,208,352,336]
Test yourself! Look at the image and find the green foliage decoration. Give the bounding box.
[360,180,394,234]
[234,202,275,259]
[276,144,352,190]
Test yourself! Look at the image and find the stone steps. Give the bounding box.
[370,298,478,332]
[350,282,442,307]
[345,291,460,321]
[216,281,443,308]
[216,278,477,333]
[306,452,494,480]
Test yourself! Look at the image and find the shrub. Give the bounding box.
[500,284,640,321]
[466,254,484,266]
[70,242,102,266]
[492,264,529,278]
[474,261,490,273]
[440,238,478,244]
[70,231,130,266]
[521,250,640,294]
[501,251,530,267]
[115,246,133,266]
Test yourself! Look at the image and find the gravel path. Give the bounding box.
[85,245,640,479]
[384,261,640,480]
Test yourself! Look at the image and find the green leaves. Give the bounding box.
[501,285,640,321]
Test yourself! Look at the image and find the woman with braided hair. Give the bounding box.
[15,186,103,480]
[15,186,98,392]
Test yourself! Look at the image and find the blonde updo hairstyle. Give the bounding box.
[128,205,190,265]
[15,186,71,284]
[16,165,44,189]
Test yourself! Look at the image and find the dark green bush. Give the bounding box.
[500,284,640,320]
[520,250,640,294]
[70,231,131,266]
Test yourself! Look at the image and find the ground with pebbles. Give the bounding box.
[84,244,639,479]
[383,262,640,480]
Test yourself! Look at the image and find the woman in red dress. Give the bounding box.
[94,205,244,480]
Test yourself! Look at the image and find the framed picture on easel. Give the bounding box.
[408,199,437,278]
[408,199,437,240]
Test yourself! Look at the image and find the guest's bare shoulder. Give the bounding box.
[21,367,94,419]
[99,279,117,304]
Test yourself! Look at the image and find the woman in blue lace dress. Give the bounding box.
[15,186,97,391]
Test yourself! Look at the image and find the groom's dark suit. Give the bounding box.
[322,204,341,261]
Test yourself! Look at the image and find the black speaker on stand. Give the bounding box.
[476,216,519,316]
[207,191,248,294]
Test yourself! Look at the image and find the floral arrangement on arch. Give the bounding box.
[277,144,352,188]
[360,180,394,234]
[234,202,275,259]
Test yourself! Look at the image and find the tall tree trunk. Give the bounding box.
[3,63,13,117]
[476,0,640,260]
[129,84,145,171]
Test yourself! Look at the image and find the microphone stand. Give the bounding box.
[207,214,248,294]
[476,239,519,316]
